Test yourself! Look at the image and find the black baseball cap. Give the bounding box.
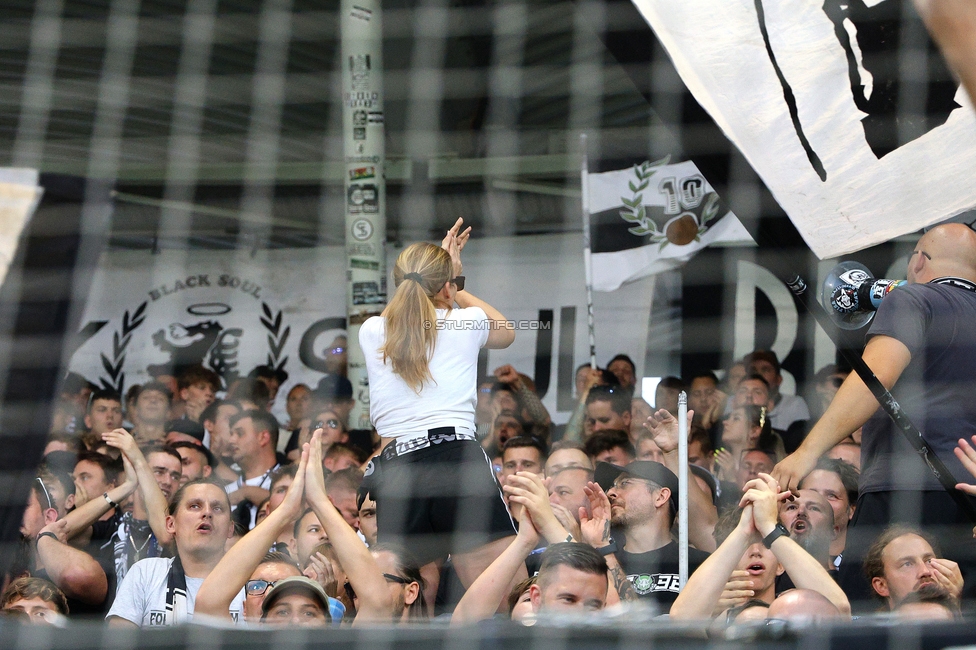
[315,375,353,401]
[594,460,679,513]
[164,418,206,442]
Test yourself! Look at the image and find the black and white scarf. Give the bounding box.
[164,555,190,625]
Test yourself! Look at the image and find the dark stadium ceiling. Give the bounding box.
[0,0,688,250]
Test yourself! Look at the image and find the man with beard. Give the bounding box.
[779,490,835,566]
[670,474,850,620]
[863,525,962,610]
[797,458,857,567]
[797,458,874,607]
[773,489,837,595]
[586,460,710,607]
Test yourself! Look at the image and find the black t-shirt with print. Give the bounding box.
[614,541,710,607]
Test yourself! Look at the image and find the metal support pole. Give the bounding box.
[341,0,387,429]
[580,133,596,368]
[678,390,689,588]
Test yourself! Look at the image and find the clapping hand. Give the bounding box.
[714,569,756,615]
[441,217,471,277]
[643,408,695,455]
[305,551,338,598]
[579,481,613,549]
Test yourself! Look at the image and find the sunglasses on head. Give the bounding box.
[382,573,413,585]
[35,477,55,511]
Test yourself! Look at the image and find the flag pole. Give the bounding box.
[580,133,597,369]
[677,390,689,588]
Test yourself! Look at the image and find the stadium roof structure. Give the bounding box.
[1,0,707,251]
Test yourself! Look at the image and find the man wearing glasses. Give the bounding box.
[242,552,344,626]
[586,460,711,607]
[195,431,392,626]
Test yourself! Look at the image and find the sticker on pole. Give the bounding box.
[351,218,374,241]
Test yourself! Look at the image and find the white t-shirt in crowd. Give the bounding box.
[769,393,810,431]
[226,466,278,529]
[360,307,490,439]
[107,557,245,627]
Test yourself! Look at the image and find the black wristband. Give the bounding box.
[103,492,120,510]
[762,523,790,549]
[597,538,618,556]
[36,531,59,547]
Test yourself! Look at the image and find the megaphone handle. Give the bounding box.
[786,275,976,522]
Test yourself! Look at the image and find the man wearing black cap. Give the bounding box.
[315,374,355,427]
[164,419,207,446]
[586,460,710,607]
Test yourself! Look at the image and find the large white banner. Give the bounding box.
[68,235,656,423]
[632,0,976,258]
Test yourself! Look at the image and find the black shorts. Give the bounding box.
[370,438,516,565]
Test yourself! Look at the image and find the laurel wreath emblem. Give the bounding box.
[619,155,722,251]
[99,301,147,394]
[260,302,290,373]
[618,155,670,240]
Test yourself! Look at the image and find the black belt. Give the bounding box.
[380,427,468,461]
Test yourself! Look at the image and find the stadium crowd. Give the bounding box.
[4,224,976,634]
[4,0,976,636]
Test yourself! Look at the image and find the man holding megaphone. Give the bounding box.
[773,223,976,592]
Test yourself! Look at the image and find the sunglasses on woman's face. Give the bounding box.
[313,419,340,430]
[450,276,465,291]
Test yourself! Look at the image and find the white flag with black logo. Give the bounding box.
[631,0,976,258]
[586,158,754,292]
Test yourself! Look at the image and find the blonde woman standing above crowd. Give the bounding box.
[359,218,521,599]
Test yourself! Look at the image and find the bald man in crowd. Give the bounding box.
[775,224,976,577]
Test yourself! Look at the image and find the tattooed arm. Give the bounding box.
[579,482,638,603]
[605,554,640,603]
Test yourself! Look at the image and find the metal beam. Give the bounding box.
[111,190,316,230]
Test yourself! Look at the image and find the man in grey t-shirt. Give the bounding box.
[775,225,976,581]
[107,480,243,627]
